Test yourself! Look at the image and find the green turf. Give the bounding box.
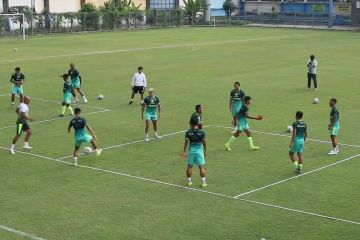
[0,27,359,240]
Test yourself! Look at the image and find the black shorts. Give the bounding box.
[16,122,30,135]
[132,86,144,94]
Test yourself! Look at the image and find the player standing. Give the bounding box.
[328,98,340,155]
[229,82,245,133]
[10,67,25,106]
[9,96,34,154]
[183,124,207,187]
[189,104,203,129]
[224,96,262,151]
[129,66,147,105]
[68,108,102,166]
[141,88,161,142]
[306,55,318,91]
[289,111,307,174]
[59,74,75,117]
[68,63,88,103]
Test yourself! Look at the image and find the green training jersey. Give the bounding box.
[68,68,80,82]
[330,107,340,127]
[144,96,160,115]
[10,72,25,86]
[63,81,73,94]
[189,112,202,126]
[185,128,205,153]
[230,89,245,106]
[292,120,307,140]
[69,117,88,139]
[237,104,249,121]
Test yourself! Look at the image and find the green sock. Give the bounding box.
[68,106,74,115]
[247,137,254,148]
[61,106,66,114]
[226,136,236,146]
[299,164,303,170]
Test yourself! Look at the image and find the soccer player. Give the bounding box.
[59,74,75,117]
[10,67,25,106]
[129,66,147,105]
[9,96,34,154]
[141,88,161,142]
[328,98,340,155]
[183,124,207,187]
[68,63,88,103]
[289,111,307,174]
[224,96,262,151]
[189,104,203,129]
[68,108,102,166]
[306,55,318,91]
[229,82,245,133]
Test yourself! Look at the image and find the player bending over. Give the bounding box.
[141,88,161,142]
[289,111,307,174]
[229,82,245,133]
[9,96,34,154]
[59,74,75,117]
[68,108,101,166]
[10,67,25,106]
[328,98,340,155]
[183,123,207,187]
[68,63,88,103]
[189,104,203,129]
[224,96,262,151]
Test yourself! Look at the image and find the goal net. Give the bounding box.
[0,14,26,40]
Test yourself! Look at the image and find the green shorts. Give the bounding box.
[72,80,80,89]
[75,134,92,147]
[187,151,205,166]
[237,120,249,131]
[231,104,241,117]
[145,112,157,121]
[289,138,304,154]
[330,126,340,136]
[63,92,72,104]
[11,85,24,95]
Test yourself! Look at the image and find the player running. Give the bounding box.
[129,66,147,105]
[9,96,34,154]
[229,82,245,133]
[328,98,340,155]
[189,104,203,129]
[68,108,102,166]
[183,124,207,187]
[224,96,262,151]
[59,74,75,117]
[68,63,88,103]
[10,67,25,106]
[141,88,161,142]
[289,111,307,174]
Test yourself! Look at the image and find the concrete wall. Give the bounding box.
[351,0,360,26]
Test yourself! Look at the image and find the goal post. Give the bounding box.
[0,13,26,40]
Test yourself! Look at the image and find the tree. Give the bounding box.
[79,3,100,30]
[8,6,32,29]
[223,0,236,18]
[182,0,207,25]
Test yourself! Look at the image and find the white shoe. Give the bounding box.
[95,149,102,156]
[74,161,78,166]
[23,145,32,149]
[336,148,340,153]
[84,99,88,103]
[154,134,161,139]
[315,88,318,91]
[328,150,337,155]
[9,148,15,154]
[145,137,149,142]
[306,87,309,90]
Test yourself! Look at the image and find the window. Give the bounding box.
[149,0,176,9]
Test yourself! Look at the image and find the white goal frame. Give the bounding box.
[0,13,26,40]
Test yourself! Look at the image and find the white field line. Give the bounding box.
[211,125,360,148]
[0,109,109,131]
[1,146,359,226]
[0,35,304,63]
[0,225,47,240]
[29,97,108,111]
[234,153,360,198]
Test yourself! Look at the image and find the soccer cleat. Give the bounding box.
[250,146,260,150]
[154,134,161,139]
[315,88,318,91]
[74,161,78,166]
[328,150,337,155]
[22,145,32,150]
[59,114,65,117]
[224,143,232,151]
[201,182,208,188]
[295,165,301,174]
[145,137,149,142]
[9,148,15,154]
[95,149,102,156]
[187,181,192,186]
[128,100,134,105]
[84,99,88,104]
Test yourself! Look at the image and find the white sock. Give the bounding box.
[155,131,158,135]
[333,147,337,152]
[10,144,15,150]
[83,96,87,100]
[24,142,29,147]
[187,177,192,182]
[201,177,206,183]
[146,133,149,138]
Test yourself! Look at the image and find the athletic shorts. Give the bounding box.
[16,122,29,135]
[187,151,205,166]
[63,92,72,104]
[231,104,241,118]
[132,86,144,94]
[11,85,24,95]
[75,134,92,147]
[72,80,80,89]
[330,126,340,136]
[237,120,249,131]
[289,138,304,154]
[145,112,157,121]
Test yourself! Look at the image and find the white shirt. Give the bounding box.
[18,103,29,116]
[307,59,318,74]
[131,72,147,87]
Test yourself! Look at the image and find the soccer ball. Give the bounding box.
[84,147,93,155]
[286,126,293,133]
[313,98,320,104]
[14,48,18,52]
[98,94,104,100]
